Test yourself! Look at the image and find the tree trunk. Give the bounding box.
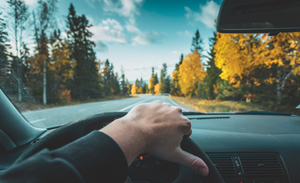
[15,23,22,102]
[17,57,22,102]
[43,58,47,105]
[275,69,281,111]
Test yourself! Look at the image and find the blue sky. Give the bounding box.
[1,0,222,82]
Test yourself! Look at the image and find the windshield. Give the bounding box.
[0,0,299,128]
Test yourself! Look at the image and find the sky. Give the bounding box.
[0,0,222,82]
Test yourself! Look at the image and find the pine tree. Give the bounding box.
[154,73,158,85]
[191,29,203,55]
[149,67,155,94]
[171,54,183,95]
[159,63,167,93]
[66,4,100,100]
[0,12,10,94]
[120,66,127,94]
[203,31,223,99]
[32,0,58,105]
[7,0,28,102]
[0,13,9,70]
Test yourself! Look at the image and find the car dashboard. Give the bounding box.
[0,114,299,183]
[128,114,300,183]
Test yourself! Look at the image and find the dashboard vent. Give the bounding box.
[189,117,230,120]
[207,154,237,176]
[239,154,284,176]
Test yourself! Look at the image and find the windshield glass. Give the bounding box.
[0,0,299,128]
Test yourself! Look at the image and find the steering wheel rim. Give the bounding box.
[14,112,224,183]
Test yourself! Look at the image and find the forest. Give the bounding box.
[130,30,300,113]
[0,0,299,113]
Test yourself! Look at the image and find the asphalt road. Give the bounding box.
[21,96,195,128]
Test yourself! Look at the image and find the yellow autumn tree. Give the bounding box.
[49,38,75,102]
[154,83,160,95]
[178,50,206,97]
[214,33,267,87]
[49,39,75,79]
[214,32,300,108]
[138,87,143,94]
[131,83,137,95]
[260,32,300,107]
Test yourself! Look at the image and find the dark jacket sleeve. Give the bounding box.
[0,131,128,183]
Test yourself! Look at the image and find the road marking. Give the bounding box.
[79,109,87,112]
[167,97,188,112]
[119,99,150,112]
[30,118,46,123]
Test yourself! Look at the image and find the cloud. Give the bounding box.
[89,18,128,43]
[177,30,193,37]
[125,65,159,71]
[125,24,164,45]
[24,0,37,5]
[126,24,140,33]
[95,41,108,52]
[102,18,123,31]
[132,31,164,45]
[170,51,181,56]
[100,0,144,24]
[86,15,94,24]
[184,0,219,28]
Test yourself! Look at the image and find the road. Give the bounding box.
[21,96,195,128]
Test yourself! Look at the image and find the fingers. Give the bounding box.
[172,147,209,176]
[180,116,192,136]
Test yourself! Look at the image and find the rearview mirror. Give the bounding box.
[217,0,300,34]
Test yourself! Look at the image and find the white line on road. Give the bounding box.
[30,118,46,123]
[119,99,150,112]
[79,109,87,112]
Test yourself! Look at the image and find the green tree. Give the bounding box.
[171,54,183,95]
[32,0,58,105]
[120,66,127,94]
[201,31,223,99]
[0,13,9,69]
[191,29,203,55]
[66,3,101,100]
[149,67,158,94]
[7,0,28,102]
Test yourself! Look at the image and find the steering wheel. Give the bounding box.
[14,112,224,183]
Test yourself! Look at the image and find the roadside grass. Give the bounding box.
[170,96,264,113]
[8,95,132,112]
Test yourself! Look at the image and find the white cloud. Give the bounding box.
[61,32,67,39]
[177,30,193,37]
[86,15,94,24]
[95,41,108,52]
[184,0,219,28]
[125,24,163,45]
[101,0,144,24]
[24,0,36,5]
[103,18,123,31]
[132,31,163,45]
[126,24,140,33]
[170,51,181,56]
[89,18,128,43]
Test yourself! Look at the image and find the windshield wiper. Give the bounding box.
[236,111,299,116]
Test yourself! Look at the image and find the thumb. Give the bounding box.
[173,147,209,176]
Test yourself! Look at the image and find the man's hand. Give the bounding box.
[100,100,209,176]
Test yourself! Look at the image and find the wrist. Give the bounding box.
[99,117,146,166]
